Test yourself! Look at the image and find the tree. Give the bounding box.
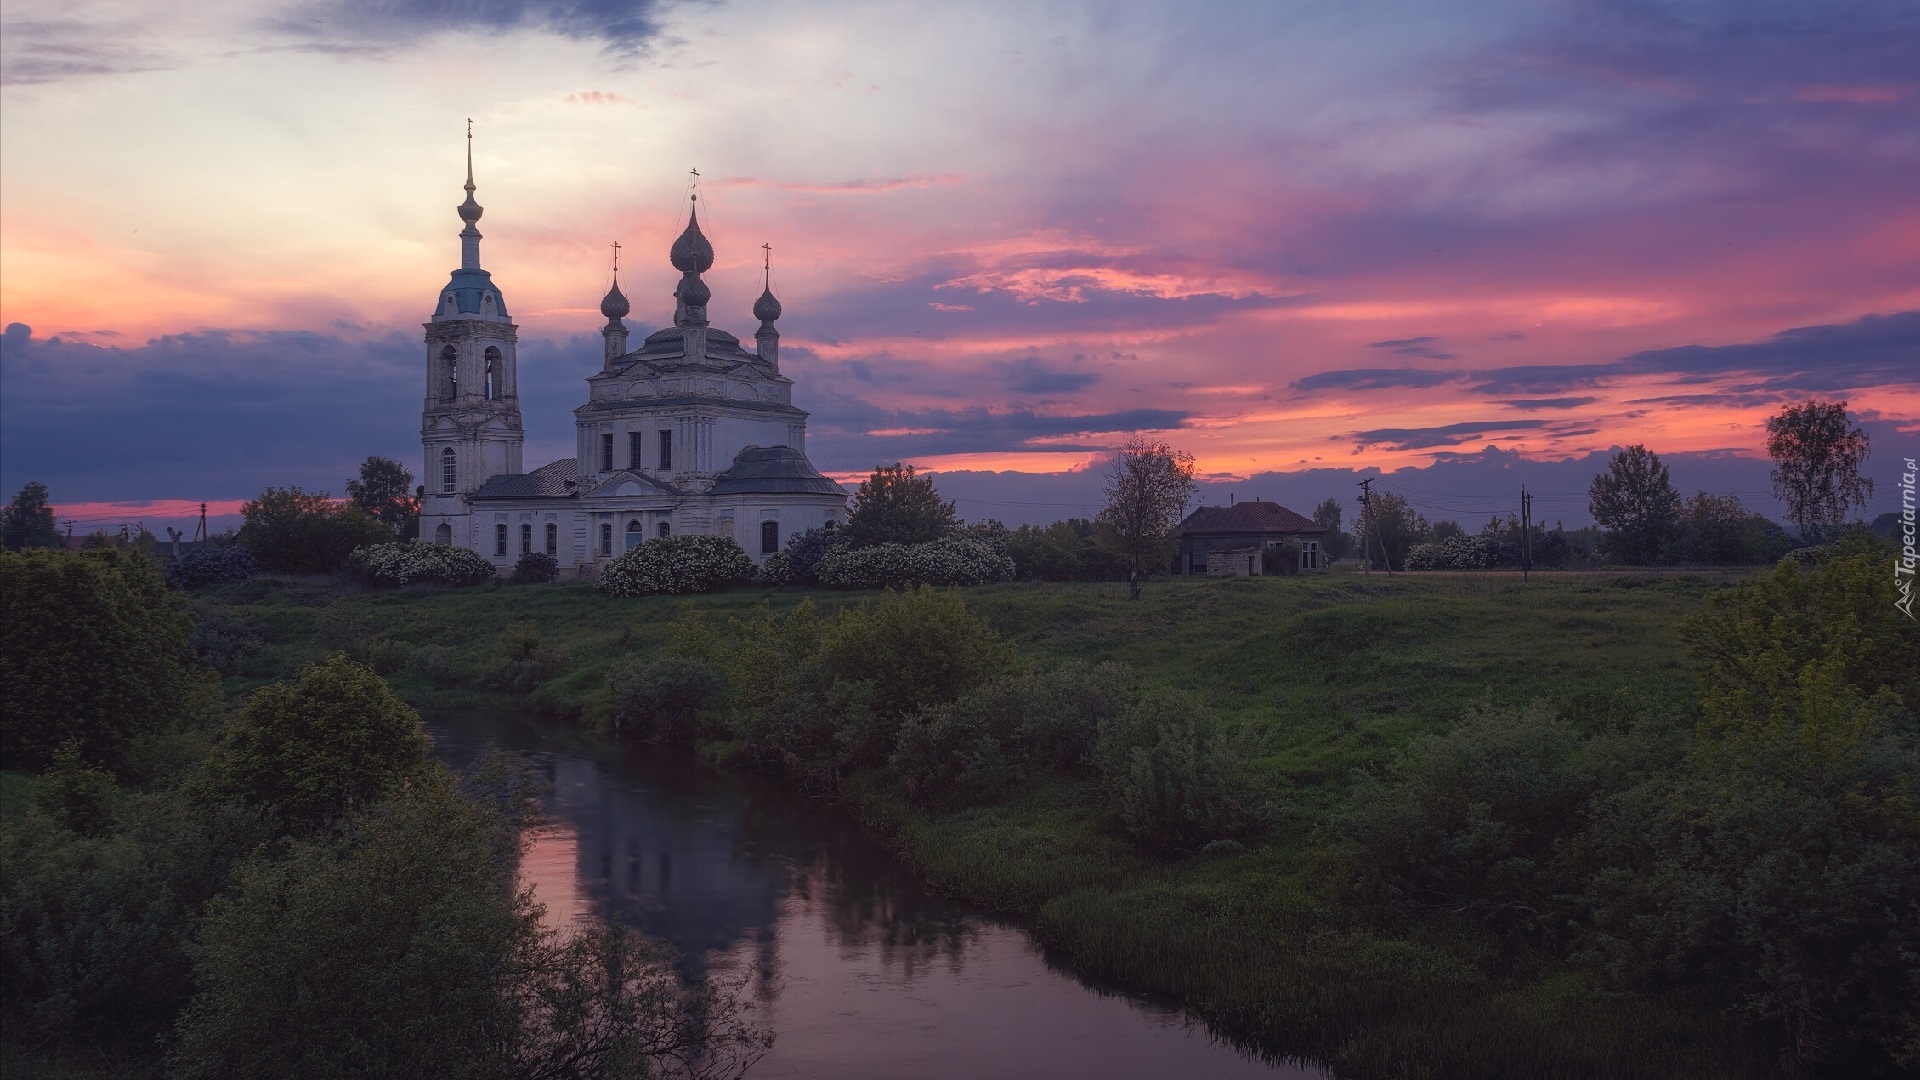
[238,487,393,574]
[1354,489,1427,570]
[345,456,420,538]
[1312,497,1350,561]
[2,482,62,550]
[842,463,956,548]
[1674,492,1791,566]
[1094,437,1196,587]
[1766,400,1872,543]
[0,547,203,771]
[1588,445,1681,565]
[193,655,433,832]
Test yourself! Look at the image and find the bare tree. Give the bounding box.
[1767,400,1873,543]
[1095,436,1196,597]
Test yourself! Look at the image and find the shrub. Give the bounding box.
[783,527,848,582]
[1094,692,1268,856]
[193,655,433,832]
[817,586,1017,723]
[348,541,496,587]
[607,657,720,744]
[407,644,461,686]
[488,621,569,694]
[189,602,267,676]
[597,535,753,596]
[510,551,558,584]
[238,487,394,574]
[814,535,1014,589]
[757,551,797,586]
[1,547,203,771]
[1404,534,1499,571]
[167,544,258,589]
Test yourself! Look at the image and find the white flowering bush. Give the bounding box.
[348,541,497,587]
[597,535,754,596]
[757,551,798,586]
[815,536,1014,590]
[1404,535,1500,571]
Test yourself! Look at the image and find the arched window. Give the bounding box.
[545,522,557,555]
[657,521,671,539]
[440,447,456,493]
[718,519,733,539]
[760,521,779,555]
[434,522,452,545]
[484,346,501,401]
[520,522,532,556]
[438,345,457,401]
[626,519,644,551]
[599,523,613,556]
[494,523,508,557]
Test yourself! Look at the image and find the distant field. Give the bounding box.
[207,567,1774,1078]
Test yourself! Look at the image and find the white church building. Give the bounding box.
[418,149,848,579]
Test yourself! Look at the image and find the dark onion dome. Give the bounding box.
[600,278,630,319]
[669,205,716,273]
[709,445,846,495]
[753,286,782,323]
[458,189,483,224]
[677,273,711,308]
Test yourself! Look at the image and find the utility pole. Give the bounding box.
[1520,485,1532,582]
[1358,478,1393,574]
[195,502,208,543]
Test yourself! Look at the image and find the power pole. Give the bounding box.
[1520,485,1532,582]
[1358,478,1393,574]
[195,502,208,543]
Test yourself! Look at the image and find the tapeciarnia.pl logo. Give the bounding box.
[1897,457,1916,621]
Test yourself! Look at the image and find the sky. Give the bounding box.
[2,0,1915,533]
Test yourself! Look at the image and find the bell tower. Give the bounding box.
[420,122,524,548]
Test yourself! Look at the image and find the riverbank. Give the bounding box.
[200,569,1779,1078]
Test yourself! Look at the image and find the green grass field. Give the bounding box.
[207,568,1777,1078]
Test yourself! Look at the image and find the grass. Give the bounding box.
[203,567,1776,1078]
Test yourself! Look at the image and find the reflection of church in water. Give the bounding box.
[418,143,848,579]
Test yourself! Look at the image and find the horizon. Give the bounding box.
[3,1,1914,536]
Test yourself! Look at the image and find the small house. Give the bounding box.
[1175,500,1328,576]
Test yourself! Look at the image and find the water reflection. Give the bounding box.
[428,711,1321,1080]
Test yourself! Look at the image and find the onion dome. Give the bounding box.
[753,286,782,323]
[677,273,711,308]
[600,277,630,320]
[458,135,483,223]
[669,203,715,273]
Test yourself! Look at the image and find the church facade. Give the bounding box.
[418,151,848,580]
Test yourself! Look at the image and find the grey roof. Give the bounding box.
[1179,501,1326,536]
[469,459,580,500]
[578,395,805,417]
[584,470,683,498]
[708,446,847,496]
[438,267,509,317]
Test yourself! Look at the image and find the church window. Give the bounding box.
[434,522,452,545]
[600,433,614,472]
[626,519,644,551]
[441,448,456,493]
[629,431,644,469]
[545,522,557,555]
[484,347,501,401]
[520,522,532,556]
[718,519,733,539]
[760,520,780,555]
[599,523,613,556]
[494,524,507,557]
[657,521,671,538]
[658,429,672,470]
[438,345,457,401]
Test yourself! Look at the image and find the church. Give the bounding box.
[417,148,849,580]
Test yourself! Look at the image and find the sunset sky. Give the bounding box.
[2,0,1914,532]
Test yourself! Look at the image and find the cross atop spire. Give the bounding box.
[465,118,475,194]
[611,239,621,277]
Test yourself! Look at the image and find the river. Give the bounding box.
[426,710,1325,1080]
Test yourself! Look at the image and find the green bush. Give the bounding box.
[597,535,754,596]
[607,656,720,744]
[510,551,558,584]
[194,655,433,832]
[1,547,205,771]
[1094,691,1269,856]
[757,550,797,585]
[487,621,570,694]
[349,540,497,587]
[238,487,393,574]
[190,602,267,676]
[167,544,259,589]
[814,535,1014,589]
[816,586,1016,722]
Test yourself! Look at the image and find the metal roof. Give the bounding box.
[468,458,579,500]
[708,445,848,496]
[1178,501,1326,536]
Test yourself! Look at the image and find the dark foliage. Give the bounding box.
[784,526,849,582]
[1589,446,1682,565]
[345,455,421,538]
[2,481,62,550]
[511,551,559,584]
[238,487,394,574]
[608,656,720,744]
[0,547,203,771]
[842,462,957,548]
[167,543,259,589]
